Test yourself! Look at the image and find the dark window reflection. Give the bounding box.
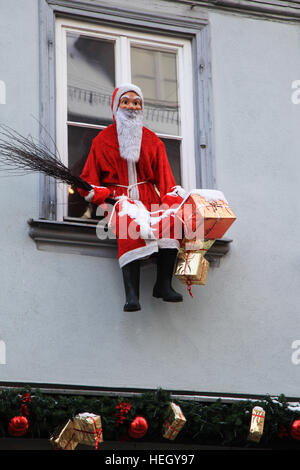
[161,138,181,186]
[67,125,102,219]
[67,33,115,126]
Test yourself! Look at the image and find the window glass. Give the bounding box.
[67,32,115,126]
[161,138,181,186]
[67,125,102,219]
[131,46,180,136]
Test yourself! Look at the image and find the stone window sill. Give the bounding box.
[28,219,232,266]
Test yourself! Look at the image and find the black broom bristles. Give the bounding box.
[0,124,92,191]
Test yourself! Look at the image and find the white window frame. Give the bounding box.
[55,17,196,221]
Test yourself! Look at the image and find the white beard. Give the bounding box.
[115,108,143,162]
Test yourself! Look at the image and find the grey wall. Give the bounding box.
[0,0,300,397]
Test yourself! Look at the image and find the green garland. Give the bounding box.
[0,387,299,449]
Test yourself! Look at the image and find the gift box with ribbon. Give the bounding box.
[247,406,265,443]
[176,190,236,240]
[181,237,215,253]
[175,249,209,297]
[50,419,78,450]
[72,413,103,449]
[162,402,186,441]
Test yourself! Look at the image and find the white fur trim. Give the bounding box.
[157,238,180,250]
[191,189,228,203]
[112,83,144,116]
[118,198,157,239]
[169,185,188,199]
[119,240,159,268]
[84,189,94,202]
[170,186,228,203]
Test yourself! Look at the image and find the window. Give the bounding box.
[55,18,196,222]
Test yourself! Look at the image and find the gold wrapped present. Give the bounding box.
[162,402,186,440]
[181,237,215,253]
[247,406,265,443]
[72,413,103,449]
[50,419,78,450]
[175,249,209,286]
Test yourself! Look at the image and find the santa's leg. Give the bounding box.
[122,259,141,312]
[153,248,183,302]
[151,206,183,302]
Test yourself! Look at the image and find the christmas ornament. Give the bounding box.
[247,406,265,443]
[115,400,132,427]
[8,416,29,437]
[128,416,148,439]
[162,402,186,440]
[7,392,31,437]
[290,419,300,440]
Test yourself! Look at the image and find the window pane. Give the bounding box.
[67,125,102,219]
[131,46,180,136]
[161,138,181,186]
[67,33,115,126]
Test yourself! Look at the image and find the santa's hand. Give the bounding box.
[161,192,183,207]
[77,186,111,205]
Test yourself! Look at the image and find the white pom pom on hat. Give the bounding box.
[111,83,144,117]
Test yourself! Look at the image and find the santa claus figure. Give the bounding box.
[78,83,184,311]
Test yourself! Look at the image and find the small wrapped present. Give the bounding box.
[177,189,236,240]
[162,402,186,440]
[50,419,78,450]
[181,237,215,253]
[175,249,209,286]
[247,406,265,443]
[72,413,103,449]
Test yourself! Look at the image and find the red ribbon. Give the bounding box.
[183,252,193,298]
[165,418,183,439]
[63,431,77,450]
[183,252,206,298]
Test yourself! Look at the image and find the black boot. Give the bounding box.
[122,260,141,311]
[153,249,183,302]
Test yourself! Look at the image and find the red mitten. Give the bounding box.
[78,186,111,205]
[161,192,183,208]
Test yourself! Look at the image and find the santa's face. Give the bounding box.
[115,90,143,162]
[119,91,142,111]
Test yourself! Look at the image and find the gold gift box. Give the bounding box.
[175,249,209,286]
[72,413,103,447]
[50,419,78,451]
[247,406,265,443]
[181,237,215,253]
[162,402,186,440]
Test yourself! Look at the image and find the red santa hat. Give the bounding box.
[111,83,144,118]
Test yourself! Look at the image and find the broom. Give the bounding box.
[0,124,93,191]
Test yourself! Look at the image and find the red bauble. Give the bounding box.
[8,416,29,437]
[128,416,148,439]
[290,420,300,440]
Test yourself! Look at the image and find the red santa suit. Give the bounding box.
[79,84,183,267]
